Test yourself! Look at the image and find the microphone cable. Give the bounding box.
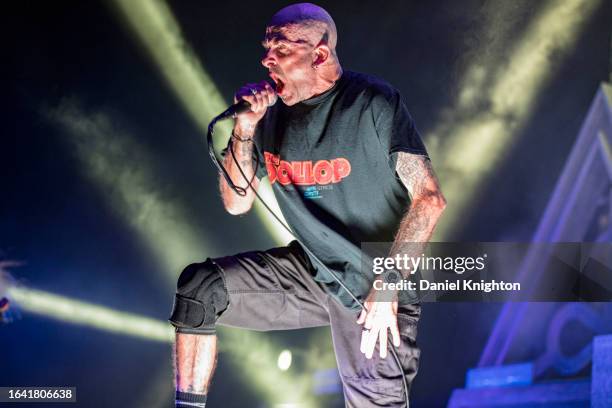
[207,111,411,408]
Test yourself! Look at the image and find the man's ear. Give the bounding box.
[313,43,331,67]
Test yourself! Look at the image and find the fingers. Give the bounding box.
[357,304,377,358]
[364,324,378,359]
[253,91,265,112]
[234,83,257,105]
[362,326,399,359]
[234,81,276,114]
[361,326,395,360]
[379,327,388,359]
[357,302,402,360]
[236,93,256,108]
[364,308,374,330]
[262,81,276,105]
[356,309,366,324]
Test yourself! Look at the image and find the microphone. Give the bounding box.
[217,99,252,120]
[214,87,278,121]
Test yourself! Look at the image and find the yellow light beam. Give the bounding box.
[46,101,212,286]
[7,283,319,406]
[8,286,174,342]
[47,101,316,406]
[429,0,602,239]
[221,327,318,407]
[109,0,292,245]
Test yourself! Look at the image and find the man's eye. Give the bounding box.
[276,46,289,55]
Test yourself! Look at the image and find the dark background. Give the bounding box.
[1,0,610,407]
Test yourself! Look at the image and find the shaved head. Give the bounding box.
[260,3,342,105]
[266,3,338,54]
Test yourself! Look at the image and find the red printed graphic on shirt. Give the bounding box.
[264,152,352,186]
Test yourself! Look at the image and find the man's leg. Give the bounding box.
[169,241,331,407]
[329,299,421,408]
[175,333,217,394]
[169,259,228,407]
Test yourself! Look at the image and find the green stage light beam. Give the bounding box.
[428,0,602,239]
[47,101,213,286]
[8,283,318,407]
[110,0,293,245]
[45,101,313,406]
[8,286,174,342]
[221,327,319,408]
[47,102,316,407]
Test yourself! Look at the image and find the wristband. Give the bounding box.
[382,269,402,283]
[231,131,253,143]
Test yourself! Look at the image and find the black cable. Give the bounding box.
[207,115,411,407]
[228,139,259,193]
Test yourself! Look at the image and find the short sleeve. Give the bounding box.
[373,90,429,171]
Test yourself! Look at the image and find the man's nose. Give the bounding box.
[261,51,276,68]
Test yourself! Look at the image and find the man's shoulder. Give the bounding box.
[343,70,400,101]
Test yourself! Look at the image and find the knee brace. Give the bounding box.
[169,259,229,334]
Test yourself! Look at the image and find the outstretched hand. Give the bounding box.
[356,283,400,359]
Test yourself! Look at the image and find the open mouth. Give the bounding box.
[270,73,285,95]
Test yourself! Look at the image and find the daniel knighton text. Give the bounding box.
[373,279,521,293]
[371,254,522,295]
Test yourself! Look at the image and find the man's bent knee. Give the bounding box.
[169,259,229,335]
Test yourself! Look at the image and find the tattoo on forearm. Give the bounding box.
[395,152,441,202]
[217,123,260,212]
[389,152,446,266]
[234,140,255,178]
[218,138,258,206]
[239,140,252,156]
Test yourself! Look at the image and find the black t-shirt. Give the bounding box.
[253,70,429,310]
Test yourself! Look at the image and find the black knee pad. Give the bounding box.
[169,259,229,334]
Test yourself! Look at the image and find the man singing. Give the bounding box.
[169,3,446,407]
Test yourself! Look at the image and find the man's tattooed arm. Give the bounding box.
[219,124,260,215]
[388,152,446,277]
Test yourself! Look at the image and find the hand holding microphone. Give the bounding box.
[209,80,277,199]
[232,80,277,133]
